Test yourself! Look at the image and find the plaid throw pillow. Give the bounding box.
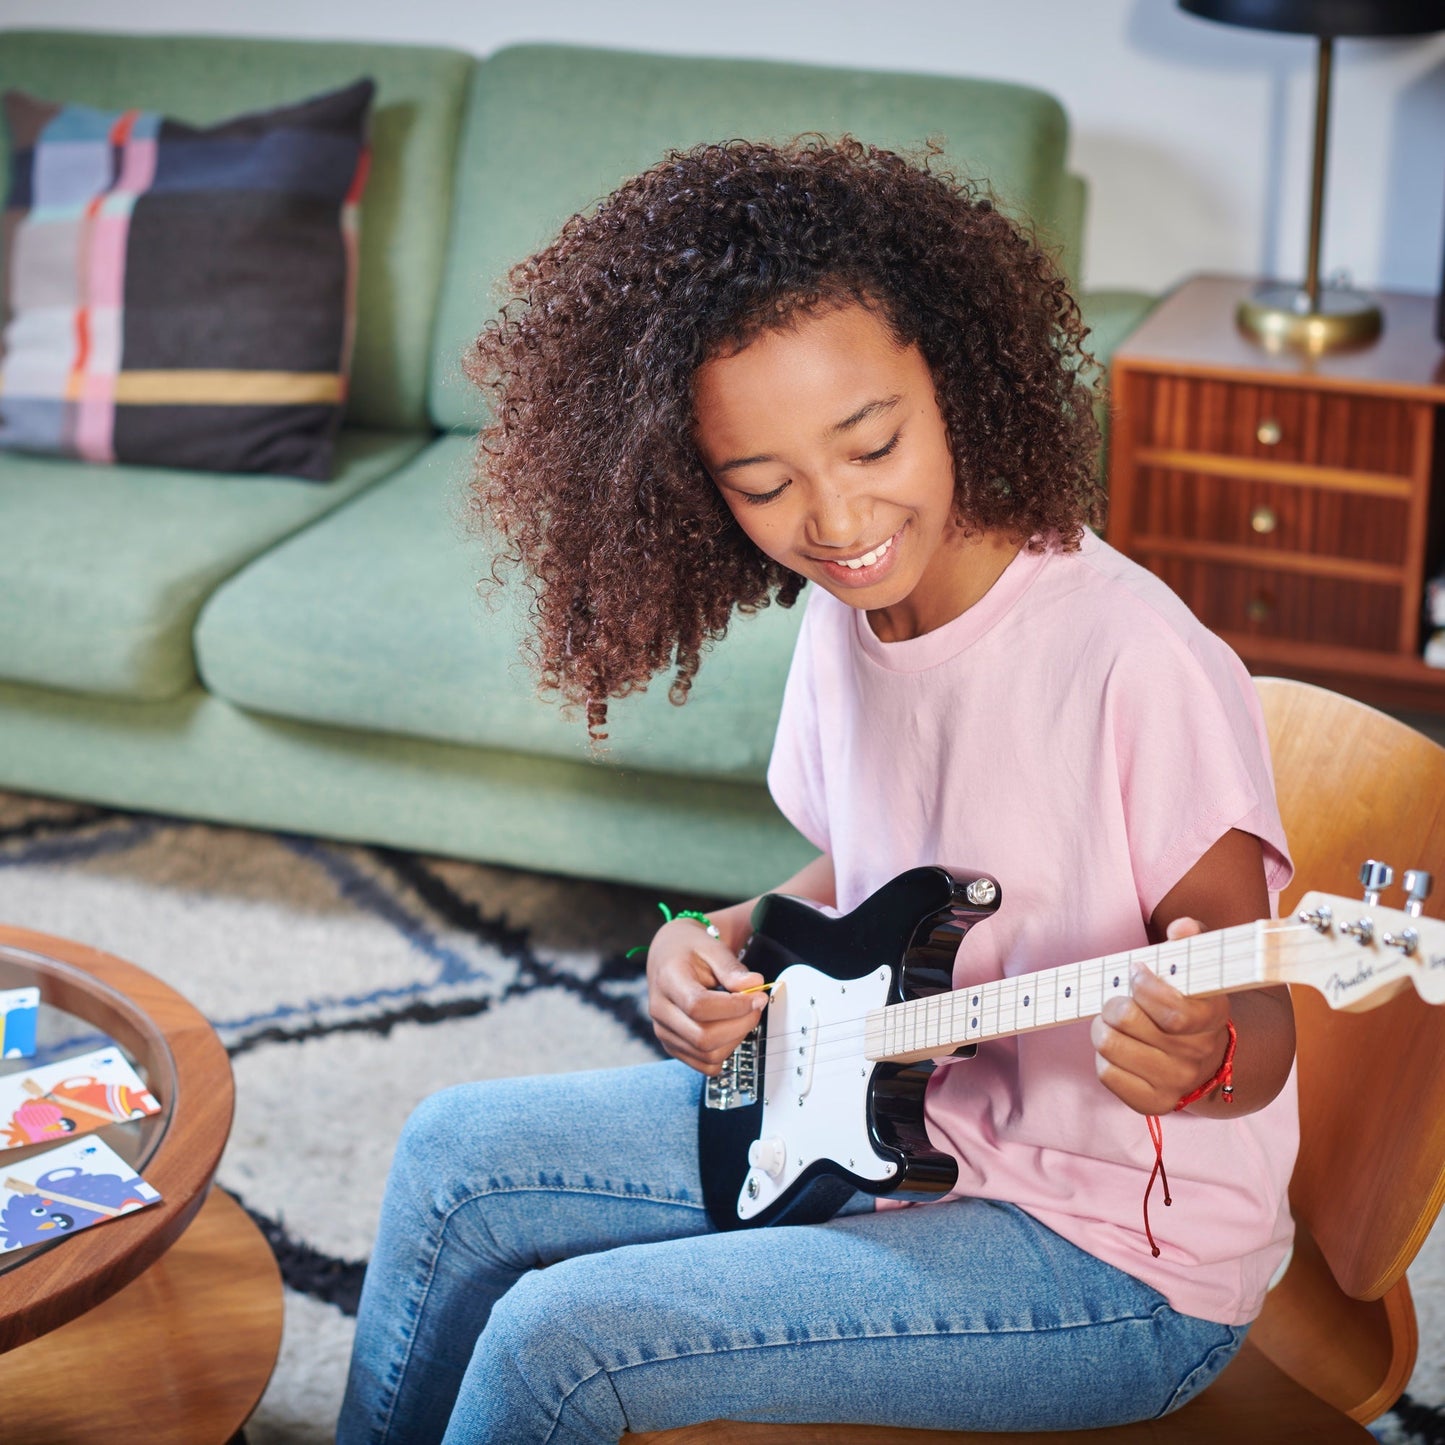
[0,79,374,480]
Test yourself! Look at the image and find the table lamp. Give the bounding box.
[1178,0,1445,351]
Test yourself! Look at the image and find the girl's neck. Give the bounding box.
[866,527,1022,643]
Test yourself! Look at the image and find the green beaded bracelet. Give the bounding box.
[626,901,720,957]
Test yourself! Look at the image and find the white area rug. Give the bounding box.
[0,788,1440,1442]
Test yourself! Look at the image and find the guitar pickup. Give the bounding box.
[705,1027,759,1110]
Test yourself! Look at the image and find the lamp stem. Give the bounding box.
[1304,33,1333,309]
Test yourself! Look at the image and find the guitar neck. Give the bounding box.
[865,920,1278,1065]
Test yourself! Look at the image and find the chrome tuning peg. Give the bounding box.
[1359,860,1394,906]
[1404,870,1434,919]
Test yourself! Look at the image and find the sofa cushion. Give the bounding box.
[196,435,805,781]
[0,30,473,434]
[0,80,374,479]
[429,43,1074,433]
[0,429,427,701]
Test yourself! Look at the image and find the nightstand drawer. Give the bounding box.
[1134,374,1417,477]
[1141,555,1403,652]
[1129,467,1412,568]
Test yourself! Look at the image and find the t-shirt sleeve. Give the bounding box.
[766,592,832,855]
[1109,622,1293,922]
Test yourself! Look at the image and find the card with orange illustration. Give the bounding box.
[0,1046,161,1154]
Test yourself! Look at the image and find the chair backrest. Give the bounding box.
[1257,676,1445,1301]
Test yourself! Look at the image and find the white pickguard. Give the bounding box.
[736,962,897,1222]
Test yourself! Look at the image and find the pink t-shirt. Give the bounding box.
[766,529,1297,1325]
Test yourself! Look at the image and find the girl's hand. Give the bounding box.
[1090,917,1233,1116]
[646,917,768,1075]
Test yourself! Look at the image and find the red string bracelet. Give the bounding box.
[1143,1020,1237,1257]
[1174,1019,1237,1112]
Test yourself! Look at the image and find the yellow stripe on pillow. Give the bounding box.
[112,371,347,406]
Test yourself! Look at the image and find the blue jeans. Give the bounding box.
[338,1061,1246,1444]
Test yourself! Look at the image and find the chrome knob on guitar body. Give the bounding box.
[1404,870,1434,918]
[1359,860,1394,906]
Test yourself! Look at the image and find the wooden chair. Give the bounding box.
[632,677,1445,1445]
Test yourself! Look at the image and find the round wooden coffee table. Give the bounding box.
[0,925,284,1442]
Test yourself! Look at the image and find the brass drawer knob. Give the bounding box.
[1247,595,1273,623]
[1250,505,1278,535]
[1256,419,1282,446]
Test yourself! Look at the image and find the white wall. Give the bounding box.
[8,0,1444,296]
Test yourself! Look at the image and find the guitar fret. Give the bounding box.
[1224,924,1258,989]
[1193,935,1221,995]
[965,985,982,1043]
[1102,953,1131,1007]
[1159,939,1186,991]
[981,979,1000,1040]
[996,976,1015,1037]
[1016,972,1036,1031]
[1054,962,1080,1022]
[1034,967,1056,1026]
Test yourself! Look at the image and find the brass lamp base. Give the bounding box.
[1236,283,1383,353]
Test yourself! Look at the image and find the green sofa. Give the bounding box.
[0,31,1154,898]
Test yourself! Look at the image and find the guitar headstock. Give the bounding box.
[1279,862,1445,1010]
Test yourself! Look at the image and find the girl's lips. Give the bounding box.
[815,526,904,589]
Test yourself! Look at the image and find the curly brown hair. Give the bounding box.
[467,136,1104,738]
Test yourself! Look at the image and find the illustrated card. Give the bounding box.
[0,987,39,1060]
[0,1136,161,1251]
[0,1045,161,1153]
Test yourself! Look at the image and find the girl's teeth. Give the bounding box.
[843,536,891,570]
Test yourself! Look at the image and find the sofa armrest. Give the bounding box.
[1079,288,1158,372]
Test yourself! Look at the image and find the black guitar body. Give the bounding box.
[697,865,1001,1231]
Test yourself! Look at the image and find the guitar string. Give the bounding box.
[749,922,1289,1055]
[774,924,1412,1076]
[739,924,1416,1084]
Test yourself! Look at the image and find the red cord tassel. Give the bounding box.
[1142,1021,1237,1257]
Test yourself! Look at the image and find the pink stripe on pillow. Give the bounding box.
[84,306,122,377]
[74,388,116,464]
[114,133,157,198]
[87,214,131,311]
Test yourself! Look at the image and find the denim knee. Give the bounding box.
[1158,1323,1250,1415]
[476,1263,629,1441]
[392,1085,484,1196]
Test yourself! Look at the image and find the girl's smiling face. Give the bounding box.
[692,300,1017,642]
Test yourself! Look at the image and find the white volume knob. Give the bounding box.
[748,1136,787,1179]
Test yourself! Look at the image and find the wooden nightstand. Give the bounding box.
[1106,273,1445,711]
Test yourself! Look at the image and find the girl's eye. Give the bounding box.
[858,433,900,463]
[739,480,790,506]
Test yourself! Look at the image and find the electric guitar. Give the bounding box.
[698,862,1444,1231]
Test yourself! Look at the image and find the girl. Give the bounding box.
[338,138,1296,1443]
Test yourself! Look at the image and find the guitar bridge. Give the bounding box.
[704,1027,759,1110]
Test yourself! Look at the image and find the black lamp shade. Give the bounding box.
[1179,0,1445,36]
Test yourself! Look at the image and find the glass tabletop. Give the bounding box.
[0,941,173,1276]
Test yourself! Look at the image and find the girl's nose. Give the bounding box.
[806,485,866,551]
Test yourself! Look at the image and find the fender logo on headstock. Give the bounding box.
[1323,959,1375,1005]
